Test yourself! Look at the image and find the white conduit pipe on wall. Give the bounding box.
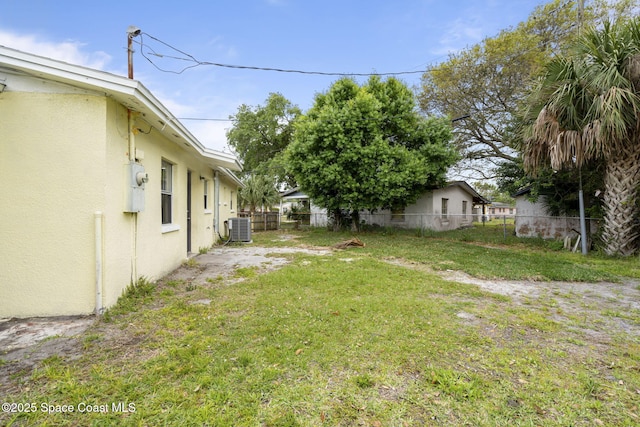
[128,109,138,284]
[95,211,103,315]
[214,170,220,237]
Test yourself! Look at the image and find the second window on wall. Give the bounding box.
[204,179,209,210]
[161,160,173,224]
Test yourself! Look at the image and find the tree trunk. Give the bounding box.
[351,210,361,232]
[601,145,640,256]
[331,209,342,232]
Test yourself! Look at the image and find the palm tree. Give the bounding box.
[523,18,640,256]
[239,175,280,213]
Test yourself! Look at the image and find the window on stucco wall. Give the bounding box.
[462,200,468,218]
[441,198,449,218]
[230,191,234,211]
[204,179,209,210]
[161,160,173,224]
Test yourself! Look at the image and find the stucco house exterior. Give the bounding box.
[360,181,489,230]
[513,188,599,239]
[0,46,242,318]
[286,181,489,230]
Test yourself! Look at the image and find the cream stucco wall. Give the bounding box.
[97,100,243,309]
[0,91,241,318]
[217,177,240,237]
[0,92,107,317]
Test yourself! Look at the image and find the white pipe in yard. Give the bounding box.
[95,211,103,315]
[578,171,588,255]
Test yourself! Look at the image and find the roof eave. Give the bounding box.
[0,45,242,172]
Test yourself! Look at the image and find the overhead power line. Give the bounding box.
[135,32,427,77]
[178,117,232,121]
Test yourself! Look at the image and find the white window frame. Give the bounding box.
[441,198,449,219]
[161,159,179,233]
[204,179,209,210]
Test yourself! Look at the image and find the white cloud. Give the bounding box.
[430,17,485,56]
[205,36,239,60]
[0,29,236,153]
[188,119,234,153]
[151,89,238,152]
[0,29,111,69]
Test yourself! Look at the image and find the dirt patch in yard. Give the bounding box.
[161,246,331,288]
[0,316,95,394]
[0,245,330,395]
[384,257,640,338]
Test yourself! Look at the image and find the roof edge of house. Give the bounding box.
[0,44,241,172]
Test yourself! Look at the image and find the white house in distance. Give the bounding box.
[283,181,489,230]
[0,46,242,319]
[360,181,490,230]
[486,202,516,221]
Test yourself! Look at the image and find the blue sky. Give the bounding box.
[2,0,547,152]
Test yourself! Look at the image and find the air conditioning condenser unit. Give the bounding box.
[229,217,252,242]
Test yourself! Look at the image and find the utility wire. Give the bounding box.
[136,32,427,77]
[178,117,232,121]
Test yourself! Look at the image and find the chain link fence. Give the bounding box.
[283,212,491,232]
[279,211,601,245]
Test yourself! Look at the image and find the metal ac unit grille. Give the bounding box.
[229,217,251,242]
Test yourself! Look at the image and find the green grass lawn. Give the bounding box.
[3,225,640,426]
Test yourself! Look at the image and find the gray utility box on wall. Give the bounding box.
[124,161,148,213]
[229,217,251,242]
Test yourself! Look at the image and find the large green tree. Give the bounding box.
[418,0,580,179]
[226,93,301,187]
[522,17,640,256]
[418,0,638,180]
[286,77,457,231]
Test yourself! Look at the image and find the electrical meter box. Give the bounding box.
[124,161,147,212]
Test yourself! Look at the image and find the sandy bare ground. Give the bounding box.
[2,242,639,395]
[384,256,640,339]
[0,244,330,394]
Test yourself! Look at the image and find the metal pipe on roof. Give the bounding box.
[126,26,141,80]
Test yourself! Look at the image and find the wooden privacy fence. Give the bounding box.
[237,212,280,231]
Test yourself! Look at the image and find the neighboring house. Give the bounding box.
[513,188,599,239]
[280,187,311,225]
[279,187,310,212]
[0,46,242,318]
[365,181,490,230]
[288,181,489,231]
[486,202,516,220]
